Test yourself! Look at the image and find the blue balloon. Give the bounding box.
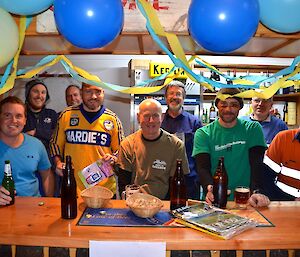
[188,0,260,53]
[0,0,53,16]
[54,0,124,49]
[258,0,300,33]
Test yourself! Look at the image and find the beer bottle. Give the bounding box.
[202,109,207,124]
[2,160,15,205]
[213,157,228,209]
[283,102,288,124]
[61,155,77,219]
[226,70,233,85]
[170,159,187,210]
[209,101,217,123]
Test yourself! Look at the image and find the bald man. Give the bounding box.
[116,99,190,200]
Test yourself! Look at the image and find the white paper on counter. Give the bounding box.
[89,241,166,257]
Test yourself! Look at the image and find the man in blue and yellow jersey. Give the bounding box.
[50,83,124,195]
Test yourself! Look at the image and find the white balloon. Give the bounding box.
[0,8,19,68]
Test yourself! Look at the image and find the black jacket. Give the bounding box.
[23,107,58,155]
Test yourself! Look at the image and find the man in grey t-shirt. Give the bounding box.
[116,98,189,200]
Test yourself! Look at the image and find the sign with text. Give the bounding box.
[149,62,188,78]
[90,241,166,257]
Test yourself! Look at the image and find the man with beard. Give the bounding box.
[116,98,189,200]
[23,79,58,154]
[50,83,124,196]
[193,88,270,207]
[23,79,58,196]
[161,80,201,199]
[241,96,287,145]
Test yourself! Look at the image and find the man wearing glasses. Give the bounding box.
[116,98,189,200]
[242,96,288,145]
[161,80,202,200]
[193,88,270,208]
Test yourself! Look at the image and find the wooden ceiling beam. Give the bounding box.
[262,39,299,56]
[11,16,300,57]
[13,16,300,39]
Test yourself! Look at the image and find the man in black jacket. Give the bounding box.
[23,79,58,196]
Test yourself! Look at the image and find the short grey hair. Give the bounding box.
[165,80,186,97]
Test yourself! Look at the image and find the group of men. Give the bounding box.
[0,79,299,208]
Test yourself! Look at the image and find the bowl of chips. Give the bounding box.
[126,193,164,218]
[81,186,113,208]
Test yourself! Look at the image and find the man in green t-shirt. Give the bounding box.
[193,88,270,207]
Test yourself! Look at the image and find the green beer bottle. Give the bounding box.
[2,160,15,205]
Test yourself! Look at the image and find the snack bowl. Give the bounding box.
[81,186,114,208]
[126,193,163,218]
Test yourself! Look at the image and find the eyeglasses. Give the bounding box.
[218,101,240,109]
[166,91,184,97]
[252,98,272,104]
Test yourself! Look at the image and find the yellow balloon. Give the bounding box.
[0,8,19,68]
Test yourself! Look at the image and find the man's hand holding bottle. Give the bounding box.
[205,185,270,208]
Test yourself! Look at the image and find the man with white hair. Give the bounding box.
[116,98,189,200]
[242,96,287,144]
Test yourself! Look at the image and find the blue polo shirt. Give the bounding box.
[161,109,202,180]
[241,114,288,144]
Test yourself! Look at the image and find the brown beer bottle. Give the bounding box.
[2,160,15,205]
[213,157,228,209]
[61,155,77,219]
[170,159,187,210]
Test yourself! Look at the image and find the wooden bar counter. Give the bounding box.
[0,197,299,251]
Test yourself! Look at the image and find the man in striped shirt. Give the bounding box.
[263,128,300,200]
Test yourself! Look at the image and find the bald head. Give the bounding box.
[138,98,162,115]
[138,99,163,140]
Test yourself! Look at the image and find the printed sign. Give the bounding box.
[149,62,188,78]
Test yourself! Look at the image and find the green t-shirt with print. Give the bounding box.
[192,118,266,200]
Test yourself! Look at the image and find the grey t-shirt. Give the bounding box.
[117,129,190,199]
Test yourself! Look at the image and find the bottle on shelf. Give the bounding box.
[2,160,15,206]
[61,155,77,219]
[202,109,207,124]
[209,101,217,123]
[226,70,233,85]
[283,102,288,124]
[265,71,272,87]
[170,159,187,210]
[213,157,228,209]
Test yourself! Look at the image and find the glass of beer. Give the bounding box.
[121,184,141,200]
[234,186,250,209]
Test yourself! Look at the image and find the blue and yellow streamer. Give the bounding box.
[0,3,299,100]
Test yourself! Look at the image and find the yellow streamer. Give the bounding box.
[1,2,299,99]
[0,17,26,95]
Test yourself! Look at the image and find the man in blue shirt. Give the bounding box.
[161,80,202,199]
[241,97,288,145]
[0,96,54,205]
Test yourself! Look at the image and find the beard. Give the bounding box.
[29,98,45,111]
[83,100,101,111]
[219,111,238,123]
[168,100,182,112]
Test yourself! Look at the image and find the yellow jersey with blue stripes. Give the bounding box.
[50,104,124,193]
